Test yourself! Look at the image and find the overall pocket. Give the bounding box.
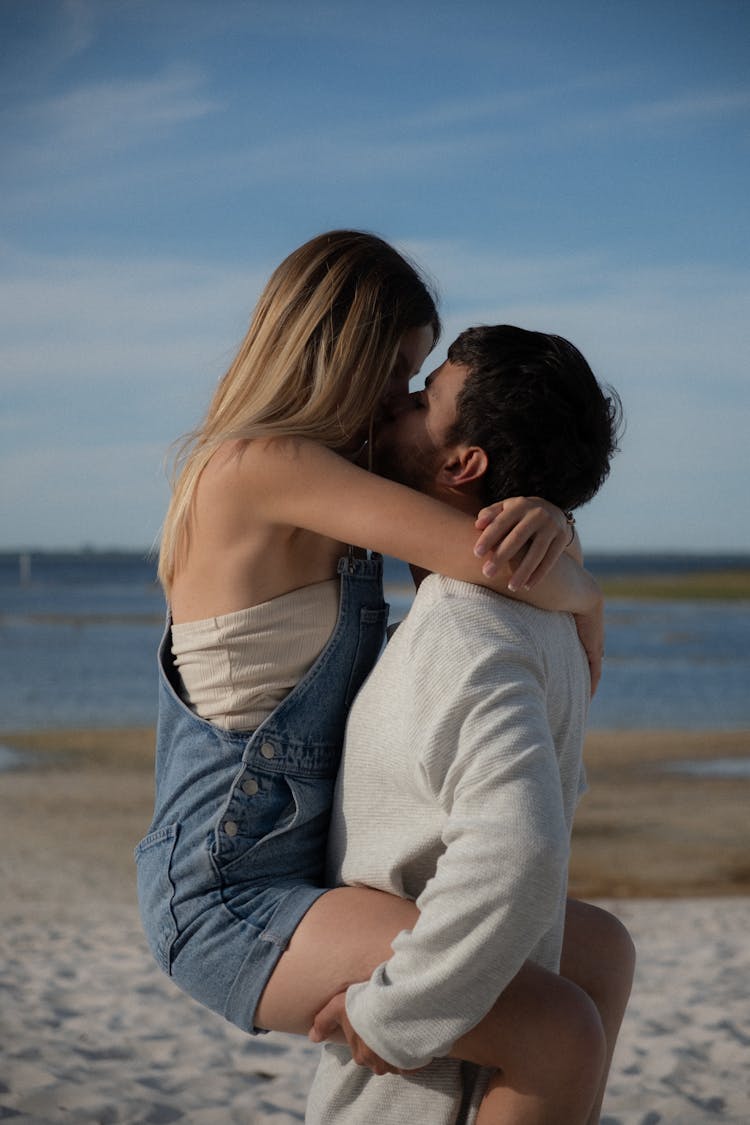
[211,769,297,875]
[212,771,334,886]
[134,824,180,974]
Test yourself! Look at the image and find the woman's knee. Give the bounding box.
[582,901,635,965]
[599,910,636,1006]
[465,964,606,1084]
[485,971,607,1101]
[564,899,636,1001]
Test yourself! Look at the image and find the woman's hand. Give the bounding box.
[473,497,574,591]
[309,991,420,1076]
[573,596,605,695]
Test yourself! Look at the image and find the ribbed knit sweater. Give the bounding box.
[306,574,590,1124]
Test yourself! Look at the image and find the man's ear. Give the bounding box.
[438,445,488,489]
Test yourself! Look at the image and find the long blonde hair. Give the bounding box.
[158,230,440,591]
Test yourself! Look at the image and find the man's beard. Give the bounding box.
[371,433,439,494]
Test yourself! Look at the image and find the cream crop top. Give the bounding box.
[171,578,340,731]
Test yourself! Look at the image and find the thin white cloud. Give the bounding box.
[550,86,750,144]
[404,238,750,390]
[620,88,750,126]
[0,119,491,216]
[396,80,750,153]
[397,70,633,131]
[191,82,750,187]
[0,249,267,394]
[361,76,750,155]
[4,65,221,167]
[3,243,748,407]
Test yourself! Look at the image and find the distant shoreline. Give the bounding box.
[2,548,750,602]
[596,568,750,599]
[390,570,750,601]
[2,572,749,617]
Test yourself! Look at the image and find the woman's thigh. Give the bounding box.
[254,886,418,1034]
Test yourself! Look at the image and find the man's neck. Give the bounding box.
[409,485,480,592]
[409,563,430,590]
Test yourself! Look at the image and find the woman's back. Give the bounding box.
[168,438,346,624]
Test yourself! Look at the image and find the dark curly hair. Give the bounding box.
[447,325,623,512]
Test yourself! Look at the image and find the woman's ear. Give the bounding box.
[438,445,489,489]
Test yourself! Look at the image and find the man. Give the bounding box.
[306,326,626,1124]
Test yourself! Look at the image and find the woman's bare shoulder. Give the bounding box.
[194,438,343,542]
[203,435,334,485]
[174,439,344,617]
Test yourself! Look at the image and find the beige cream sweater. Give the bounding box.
[306,574,589,1123]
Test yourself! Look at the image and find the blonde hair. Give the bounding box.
[158,230,440,591]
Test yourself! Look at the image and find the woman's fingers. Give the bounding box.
[474,498,568,590]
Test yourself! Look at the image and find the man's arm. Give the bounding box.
[339,604,573,1071]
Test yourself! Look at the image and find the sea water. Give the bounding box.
[1,552,749,740]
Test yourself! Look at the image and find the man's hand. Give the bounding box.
[309,991,422,1077]
[473,497,572,590]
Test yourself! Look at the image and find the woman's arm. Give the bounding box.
[473,498,582,585]
[242,437,600,615]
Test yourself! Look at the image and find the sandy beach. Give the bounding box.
[1,726,749,1123]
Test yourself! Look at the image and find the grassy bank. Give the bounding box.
[597,568,750,600]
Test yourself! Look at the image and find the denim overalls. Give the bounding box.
[135,553,387,1033]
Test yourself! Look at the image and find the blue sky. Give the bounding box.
[1,0,748,552]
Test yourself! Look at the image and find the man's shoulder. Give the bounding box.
[414,572,504,613]
[407,573,496,637]
[402,574,527,657]
[414,573,565,629]
[407,573,581,661]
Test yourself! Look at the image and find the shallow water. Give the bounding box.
[661,757,750,779]
[1,551,749,736]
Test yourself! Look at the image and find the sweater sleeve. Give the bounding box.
[344,602,570,1070]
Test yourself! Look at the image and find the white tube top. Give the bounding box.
[171,578,340,730]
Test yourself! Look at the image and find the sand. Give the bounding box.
[1,727,749,1123]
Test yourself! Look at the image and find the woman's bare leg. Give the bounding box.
[448,961,605,1125]
[257,887,607,1124]
[451,899,634,1124]
[254,886,418,1033]
[561,899,636,1124]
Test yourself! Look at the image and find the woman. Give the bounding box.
[137,231,626,1124]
